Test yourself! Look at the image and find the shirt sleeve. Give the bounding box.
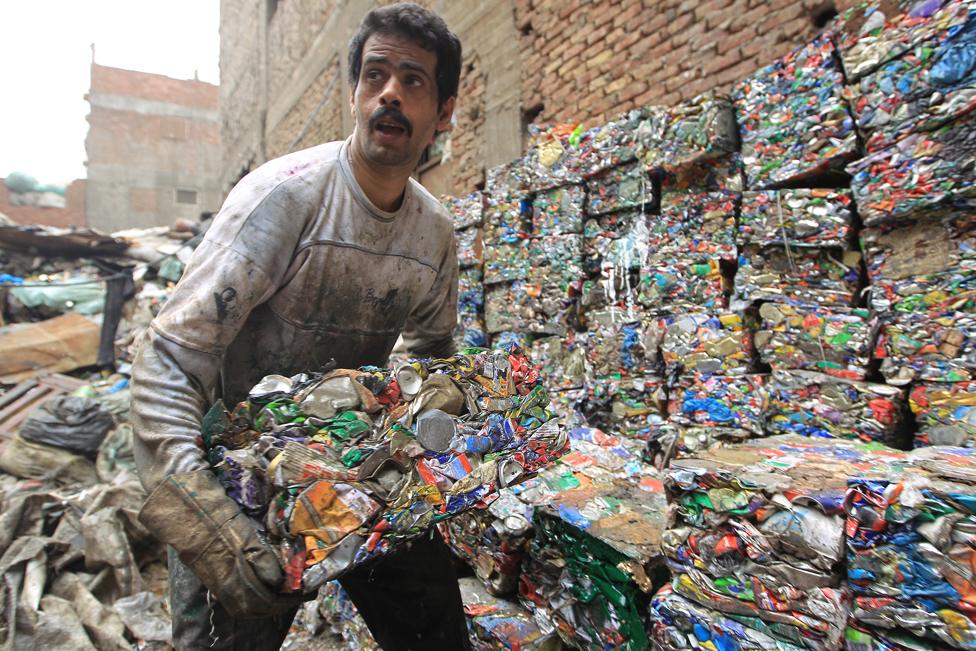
[131,177,311,492]
[400,223,459,359]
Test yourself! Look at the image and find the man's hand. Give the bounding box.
[138,469,300,619]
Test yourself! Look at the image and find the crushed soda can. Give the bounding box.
[738,189,855,248]
[442,503,533,597]
[527,235,583,285]
[846,5,976,153]
[485,280,575,336]
[861,206,976,312]
[530,184,585,236]
[652,191,738,262]
[583,209,649,277]
[877,308,976,384]
[755,302,877,380]
[848,112,976,226]
[643,423,752,470]
[637,92,739,173]
[909,380,976,447]
[583,310,655,378]
[585,160,654,216]
[483,239,531,285]
[733,33,858,188]
[662,435,907,651]
[659,153,745,193]
[445,192,484,230]
[582,374,668,441]
[834,0,970,82]
[456,226,484,269]
[522,122,583,191]
[573,109,646,177]
[202,347,568,592]
[637,256,727,314]
[846,448,976,650]
[765,369,909,446]
[657,311,756,378]
[668,372,767,435]
[734,244,863,308]
[531,334,590,391]
[459,576,563,650]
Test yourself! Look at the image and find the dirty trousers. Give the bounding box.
[168,532,472,650]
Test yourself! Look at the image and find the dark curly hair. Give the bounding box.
[348,3,462,108]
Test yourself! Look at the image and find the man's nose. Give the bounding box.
[379,77,402,107]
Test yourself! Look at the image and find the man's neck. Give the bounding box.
[348,138,414,213]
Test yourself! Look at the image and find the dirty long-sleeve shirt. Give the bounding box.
[131,138,458,492]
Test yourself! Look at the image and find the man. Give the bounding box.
[131,4,470,649]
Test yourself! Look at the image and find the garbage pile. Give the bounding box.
[0,218,207,649]
[201,347,568,591]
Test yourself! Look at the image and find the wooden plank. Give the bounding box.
[0,313,100,384]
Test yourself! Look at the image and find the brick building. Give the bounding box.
[85,63,223,232]
[0,179,86,228]
[219,0,851,198]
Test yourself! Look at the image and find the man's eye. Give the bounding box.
[366,70,383,81]
[406,75,423,87]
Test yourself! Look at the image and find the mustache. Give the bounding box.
[368,106,413,137]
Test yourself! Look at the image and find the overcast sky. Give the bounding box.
[0,1,220,186]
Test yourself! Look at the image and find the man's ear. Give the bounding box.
[349,88,357,120]
[435,96,456,136]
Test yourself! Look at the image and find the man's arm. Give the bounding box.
[400,226,459,359]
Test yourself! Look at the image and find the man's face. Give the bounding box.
[350,33,454,170]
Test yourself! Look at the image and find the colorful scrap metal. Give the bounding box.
[877,308,976,385]
[657,311,755,378]
[738,189,855,248]
[909,380,976,447]
[734,244,863,308]
[667,372,768,436]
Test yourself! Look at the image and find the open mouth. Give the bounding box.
[374,120,407,136]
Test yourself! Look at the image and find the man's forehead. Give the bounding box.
[361,33,436,74]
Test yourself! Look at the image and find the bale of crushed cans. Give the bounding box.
[652,191,738,262]
[845,445,976,650]
[574,110,645,178]
[846,3,976,153]
[585,160,653,216]
[459,576,564,650]
[574,374,669,441]
[909,380,976,447]
[485,280,575,336]
[755,302,877,380]
[636,92,739,173]
[861,205,976,312]
[637,256,727,314]
[441,491,533,597]
[849,111,976,226]
[656,311,755,378]
[446,192,484,231]
[655,435,914,651]
[531,184,585,236]
[738,189,855,248]
[835,0,972,83]
[667,372,768,436]
[733,33,858,188]
[877,308,976,385]
[734,244,864,308]
[458,267,487,349]
[456,225,484,269]
[583,209,648,277]
[201,346,567,592]
[765,369,910,446]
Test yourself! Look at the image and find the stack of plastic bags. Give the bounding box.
[202,346,567,592]
[764,369,909,446]
[755,302,877,380]
[654,435,899,651]
[733,34,857,188]
[845,445,976,649]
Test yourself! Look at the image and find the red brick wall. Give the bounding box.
[90,64,218,109]
[0,179,87,228]
[515,0,836,128]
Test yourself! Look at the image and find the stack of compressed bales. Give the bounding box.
[447,192,488,348]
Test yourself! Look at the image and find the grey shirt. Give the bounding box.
[131,138,458,491]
